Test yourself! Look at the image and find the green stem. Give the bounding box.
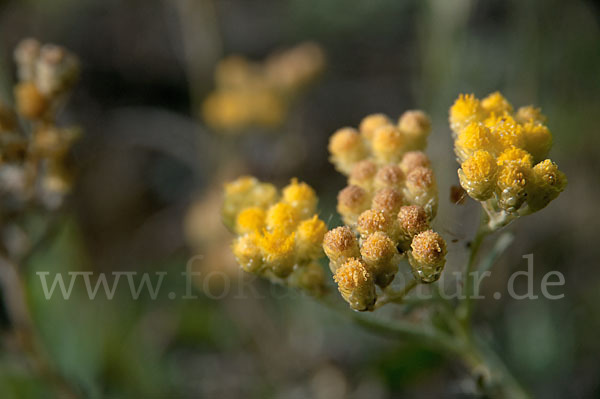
[458,212,491,326]
[373,279,418,309]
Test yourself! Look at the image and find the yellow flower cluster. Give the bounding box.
[0,39,80,210]
[325,111,447,310]
[450,92,567,229]
[202,42,325,132]
[225,176,327,295]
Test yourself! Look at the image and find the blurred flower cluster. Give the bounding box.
[449,92,567,230]
[224,176,327,296]
[325,111,446,311]
[202,42,325,132]
[0,38,80,220]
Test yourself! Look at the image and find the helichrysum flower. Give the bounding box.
[329,127,367,174]
[296,215,327,260]
[323,226,360,272]
[372,125,406,163]
[397,205,430,249]
[360,232,399,288]
[224,177,328,294]
[336,185,371,226]
[359,113,392,142]
[408,230,447,283]
[324,109,447,310]
[449,92,566,229]
[397,110,431,151]
[282,178,317,219]
[203,42,325,132]
[334,257,377,311]
[458,150,498,201]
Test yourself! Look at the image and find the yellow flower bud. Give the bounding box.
[399,151,431,175]
[323,226,360,272]
[266,202,300,234]
[328,127,367,174]
[371,188,404,216]
[449,94,484,133]
[258,229,296,277]
[374,164,405,191]
[522,122,552,163]
[282,178,317,218]
[397,205,430,246]
[232,233,264,273]
[360,232,399,288]
[372,125,406,163]
[496,162,532,212]
[487,114,525,152]
[296,215,327,260]
[455,122,496,161]
[359,113,392,142]
[236,207,266,235]
[496,147,533,168]
[458,150,498,201]
[527,159,567,212]
[337,185,371,225]
[334,257,377,311]
[515,105,546,125]
[481,91,513,116]
[409,230,447,283]
[349,160,378,192]
[397,110,431,150]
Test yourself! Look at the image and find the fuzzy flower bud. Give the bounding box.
[409,230,447,283]
[328,127,367,174]
[232,233,264,273]
[372,125,406,163]
[397,205,430,247]
[334,257,377,311]
[236,206,266,235]
[481,91,513,116]
[266,202,300,234]
[399,151,431,175]
[258,229,296,277]
[349,160,378,192]
[404,166,438,218]
[455,122,496,161]
[397,110,431,150]
[458,150,498,201]
[323,226,360,272]
[356,209,395,240]
[282,178,317,219]
[359,113,392,142]
[527,159,567,212]
[374,164,405,191]
[522,122,552,163]
[360,232,399,288]
[295,215,327,260]
[337,185,371,226]
[449,94,484,133]
[496,162,532,212]
[371,188,404,216]
[516,106,546,125]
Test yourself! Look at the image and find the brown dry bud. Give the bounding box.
[397,205,429,245]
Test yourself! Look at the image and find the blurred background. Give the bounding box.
[0,0,599,397]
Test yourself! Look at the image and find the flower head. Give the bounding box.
[334,258,377,311]
[409,230,447,283]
